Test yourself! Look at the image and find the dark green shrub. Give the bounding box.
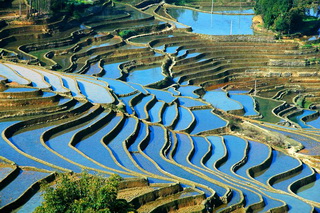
[118,30,137,39]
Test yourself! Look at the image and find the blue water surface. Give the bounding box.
[203,90,242,112]
[167,8,254,35]
[190,109,227,134]
[126,66,165,86]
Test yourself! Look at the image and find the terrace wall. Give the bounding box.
[198,34,275,43]
[289,172,317,194]
[0,172,55,212]
[150,193,206,213]
[135,0,162,9]
[268,162,303,187]
[45,107,108,149]
[4,101,93,140]
[302,111,320,122]
[0,166,19,190]
[118,178,149,190]
[0,98,76,119]
[20,29,96,53]
[0,89,41,99]
[247,147,273,178]
[149,35,198,48]
[130,184,182,209]
[0,94,58,107]
[102,114,126,143]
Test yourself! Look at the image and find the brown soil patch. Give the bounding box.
[298,149,310,154]
[7,82,21,86]
[205,82,228,91]
[9,20,35,25]
[252,15,263,25]
[252,15,273,34]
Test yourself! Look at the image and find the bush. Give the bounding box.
[35,172,133,213]
[118,30,137,39]
[274,16,289,32]
[302,44,313,49]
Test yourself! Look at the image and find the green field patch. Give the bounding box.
[255,96,282,123]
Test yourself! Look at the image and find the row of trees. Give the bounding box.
[27,0,52,16]
[25,0,94,18]
[255,0,317,33]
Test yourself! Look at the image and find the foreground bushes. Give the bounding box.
[35,172,133,213]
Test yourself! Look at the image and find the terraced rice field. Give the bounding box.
[0,0,320,212]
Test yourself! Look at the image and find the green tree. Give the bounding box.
[34,172,133,213]
[255,0,312,33]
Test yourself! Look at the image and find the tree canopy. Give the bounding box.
[35,172,133,213]
[165,0,186,6]
[255,0,315,33]
[0,0,13,8]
